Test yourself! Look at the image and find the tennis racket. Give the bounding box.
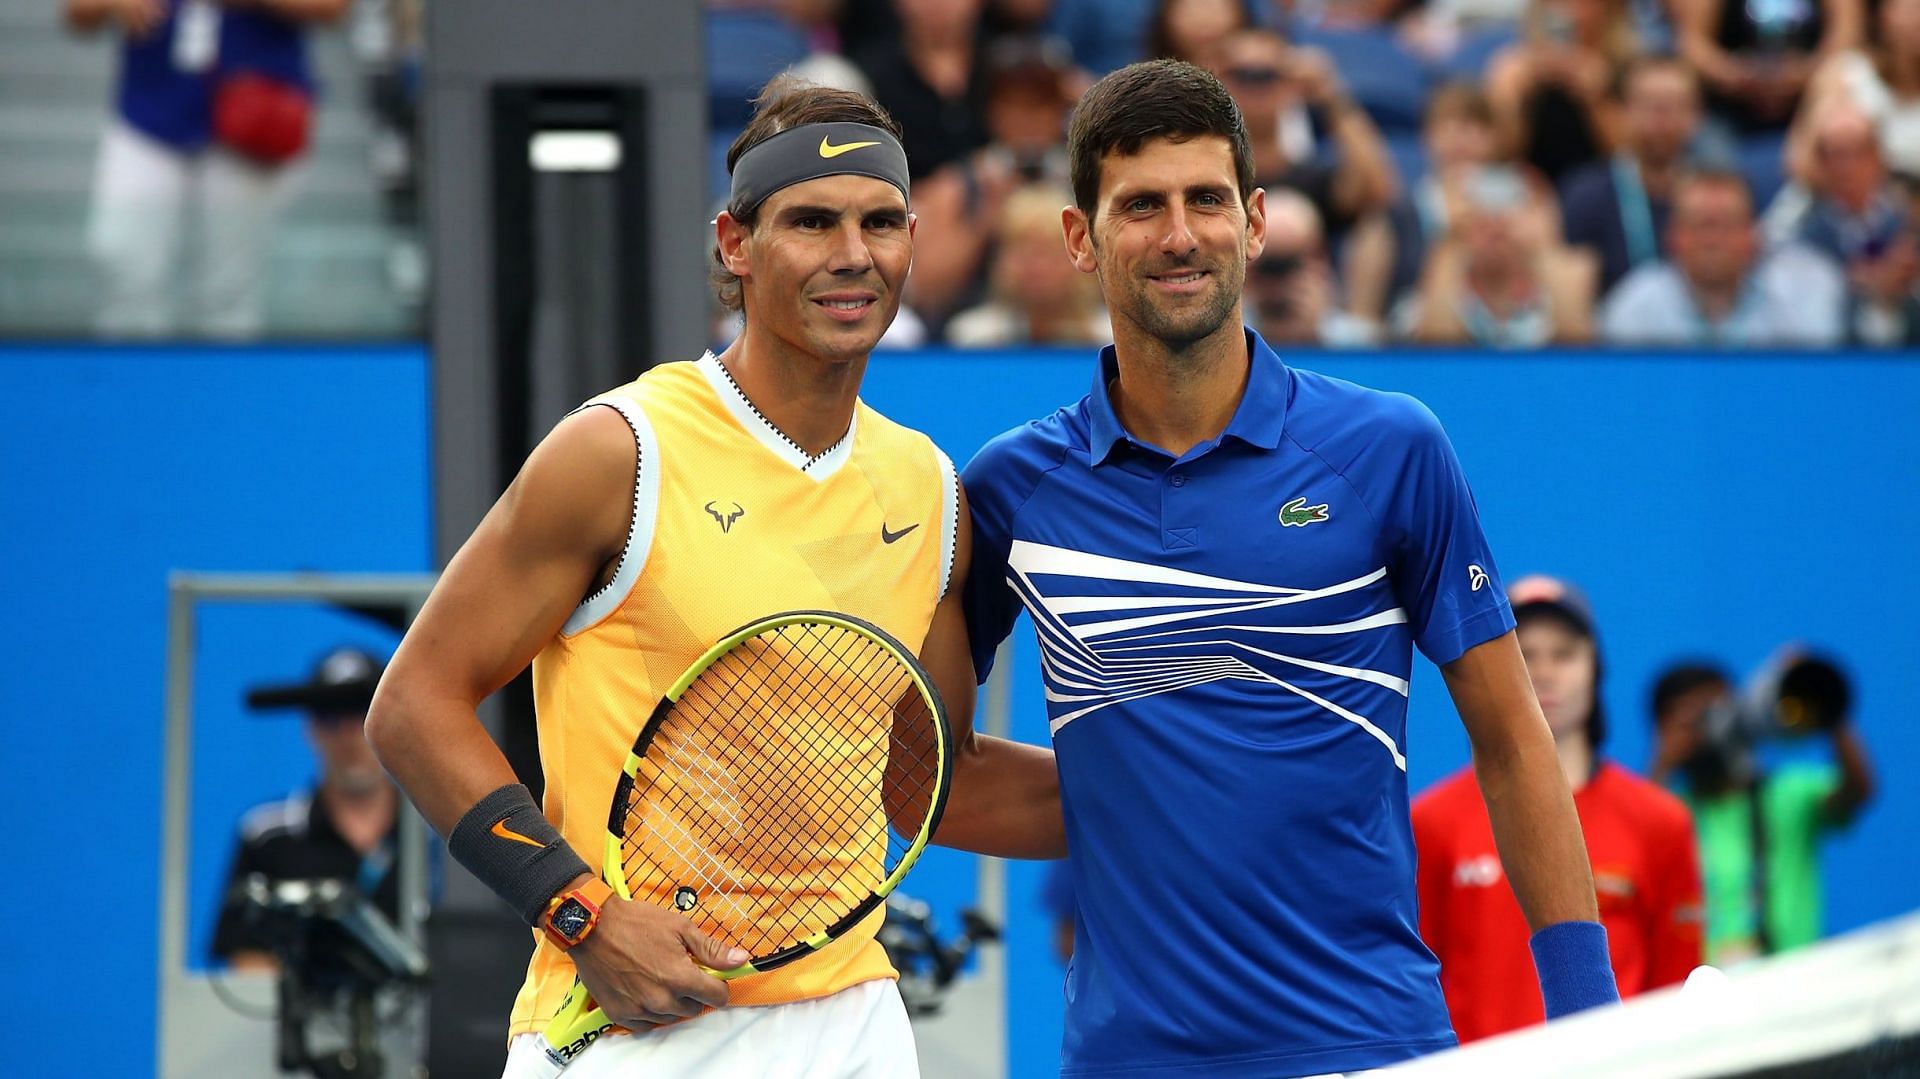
[538,610,953,1068]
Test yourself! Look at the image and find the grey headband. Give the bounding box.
[728,121,911,215]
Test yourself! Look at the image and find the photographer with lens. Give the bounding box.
[1649,652,1877,966]
[213,647,402,971]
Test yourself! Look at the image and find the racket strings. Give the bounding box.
[618,621,942,960]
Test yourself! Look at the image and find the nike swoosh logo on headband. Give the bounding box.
[492,818,546,849]
[819,136,881,159]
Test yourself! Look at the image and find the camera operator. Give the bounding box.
[1649,656,1876,966]
[212,647,402,970]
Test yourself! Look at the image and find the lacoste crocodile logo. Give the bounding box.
[1279,497,1330,527]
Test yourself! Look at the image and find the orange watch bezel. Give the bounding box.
[543,877,615,951]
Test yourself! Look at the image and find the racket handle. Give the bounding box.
[538,978,615,1072]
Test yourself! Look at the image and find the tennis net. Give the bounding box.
[1386,911,1920,1078]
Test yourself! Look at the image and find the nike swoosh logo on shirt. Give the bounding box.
[492,818,545,849]
[819,136,881,159]
[881,522,920,544]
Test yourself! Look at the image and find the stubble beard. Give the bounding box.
[1108,256,1244,351]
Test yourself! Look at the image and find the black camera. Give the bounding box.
[233,875,428,1077]
[878,892,1001,1017]
[1688,649,1852,788]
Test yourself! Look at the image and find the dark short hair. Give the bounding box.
[1616,53,1700,104]
[1066,59,1256,214]
[1673,166,1754,215]
[1423,80,1493,131]
[711,76,904,312]
[1650,661,1732,725]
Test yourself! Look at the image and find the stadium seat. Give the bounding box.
[1434,27,1517,86]
[1289,26,1430,133]
[706,10,812,129]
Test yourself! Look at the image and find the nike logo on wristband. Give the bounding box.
[492,817,545,849]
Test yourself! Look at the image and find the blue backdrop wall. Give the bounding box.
[2,343,1915,1078]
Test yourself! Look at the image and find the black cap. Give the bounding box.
[245,647,385,716]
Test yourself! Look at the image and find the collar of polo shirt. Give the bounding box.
[1085,327,1293,466]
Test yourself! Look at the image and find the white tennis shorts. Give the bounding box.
[502,978,919,1079]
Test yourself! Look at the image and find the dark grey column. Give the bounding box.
[422,6,706,1073]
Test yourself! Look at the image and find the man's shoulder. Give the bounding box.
[1285,366,1447,467]
[238,791,313,846]
[853,397,940,460]
[1558,162,1617,221]
[960,402,1087,501]
[1602,261,1686,324]
[1596,763,1695,829]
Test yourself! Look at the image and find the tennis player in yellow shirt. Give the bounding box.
[367,78,1063,1077]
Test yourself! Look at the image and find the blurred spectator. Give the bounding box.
[852,0,992,180]
[1404,165,1597,344]
[781,0,1049,63]
[1601,167,1847,344]
[1414,577,1702,1044]
[1676,0,1862,133]
[979,35,1082,188]
[1208,28,1399,232]
[1785,0,1920,181]
[1783,99,1911,262]
[1485,0,1636,185]
[1777,99,1920,342]
[66,0,349,338]
[1649,657,1875,965]
[899,30,1084,328]
[1144,0,1256,63]
[1562,56,1705,293]
[213,648,400,969]
[1245,187,1380,344]
[1345,81,1503,326]
[947,182,1111,346]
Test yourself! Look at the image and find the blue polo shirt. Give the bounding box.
[963,329,1515,1077]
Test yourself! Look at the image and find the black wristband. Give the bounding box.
[448,784,594,926]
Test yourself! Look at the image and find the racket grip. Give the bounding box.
[538,979,616,1071]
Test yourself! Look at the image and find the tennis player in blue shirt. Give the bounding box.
[961,60,1620,1077]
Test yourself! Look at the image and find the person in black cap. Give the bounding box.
[212,647,402,969]
[1413,575,1705,1042]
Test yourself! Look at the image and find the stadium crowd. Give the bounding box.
[712,0,1920,348]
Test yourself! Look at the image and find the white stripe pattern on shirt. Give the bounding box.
[1005,540,1410,769]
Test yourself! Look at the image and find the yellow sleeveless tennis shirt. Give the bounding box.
[505,353,958,1037]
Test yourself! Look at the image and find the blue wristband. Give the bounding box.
[1530,920,1620,1018]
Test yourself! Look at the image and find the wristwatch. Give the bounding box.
[542,878,615,951]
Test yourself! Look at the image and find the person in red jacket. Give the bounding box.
[1413,574,1704,1043]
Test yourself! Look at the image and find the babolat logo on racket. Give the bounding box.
[546,1024,611,1066]
[704,500,746,533]
[1279,497,1330,527]
[674,886,698,911]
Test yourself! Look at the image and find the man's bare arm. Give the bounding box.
[366,407,631,832]
[366,406,740,1026]
[1441,631,1600,930]
[922,489,1065,859]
